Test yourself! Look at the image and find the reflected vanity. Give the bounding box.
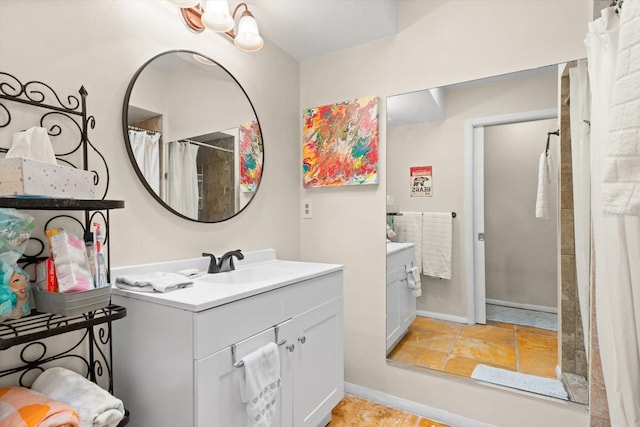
[385,62,589,404]
[122,50,263,223]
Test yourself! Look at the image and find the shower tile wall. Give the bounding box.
[561,60,610,425]
[559,72,588,379]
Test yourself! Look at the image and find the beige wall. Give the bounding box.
[0,0,301,266]
[300,1,591,426]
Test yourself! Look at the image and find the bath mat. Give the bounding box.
[486,304,557,331]
[471,364,568,400]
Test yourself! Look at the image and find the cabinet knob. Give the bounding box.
[286,344,295,352]
[298,336,306,344]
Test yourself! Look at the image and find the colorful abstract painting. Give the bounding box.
[239,121,263,192]
[302,96,378,187]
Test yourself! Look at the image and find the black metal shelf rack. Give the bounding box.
[0,305,127,351]
[0,72,128,426]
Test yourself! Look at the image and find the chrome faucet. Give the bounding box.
[202,252,220,274]
[217,249,244,273]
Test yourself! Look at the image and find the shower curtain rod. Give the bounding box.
[178,138,234,153]
[128,125,159,135]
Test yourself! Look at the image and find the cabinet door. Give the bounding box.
[386,268,402,353]
[195,320,294,427]
[399,274,417,333]
[292,297,344,427]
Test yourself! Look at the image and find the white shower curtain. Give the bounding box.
[569,60,591,358]
[586,4,640,426]
[128,129,160,194]
[167,140,200,217]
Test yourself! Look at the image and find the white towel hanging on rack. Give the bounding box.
[422,212,453,280]
[239,342,281,427]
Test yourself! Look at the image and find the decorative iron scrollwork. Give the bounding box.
[0,71,109,199]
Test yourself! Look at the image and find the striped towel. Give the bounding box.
[31,368,124,427]
[0,386,79,427]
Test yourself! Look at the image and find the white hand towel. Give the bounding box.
[239,342,281,427]
[393,212,423,274]
[536,151,555,219]
[115,272,192,292]
[422,212,452,280]
[31,367,124,427]
[602,0,640,216]
[406,266,422,297]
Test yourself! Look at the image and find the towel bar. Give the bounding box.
[231,321,289,368]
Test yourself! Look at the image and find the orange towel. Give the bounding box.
[0,387,79,427]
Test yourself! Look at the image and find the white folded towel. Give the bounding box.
[239,342,281,427]
[406,266,422,297]
[31,367,124,427]
[536,151,555,219]
[422,212,453,280]
[115,272,192,293]
[602,0,640,216]
[393,212,423,274]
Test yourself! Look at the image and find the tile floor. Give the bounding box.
[328,394,450,427]
[388,316,558,379]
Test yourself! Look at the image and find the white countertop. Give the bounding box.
[110,249,343,312]
[386,241,415,255]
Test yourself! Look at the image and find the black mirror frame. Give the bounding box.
[122,49,264,223]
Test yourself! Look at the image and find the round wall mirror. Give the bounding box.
[122,50,264,222]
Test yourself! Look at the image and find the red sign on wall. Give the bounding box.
[410,166,432,197]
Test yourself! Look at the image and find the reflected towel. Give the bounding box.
[536,151,555,219]
[115,272,192,293]
[422,212,452,280]
[406,266,422,297]
[239,342,281,427]
[603,0,640,215]
[31,368,124,427]
[0,386,80,427]
[393,212,423,274]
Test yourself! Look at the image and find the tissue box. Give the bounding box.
[0,158,95,199]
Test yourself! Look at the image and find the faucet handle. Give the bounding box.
[217,249,245,272]
[202,252,219,273]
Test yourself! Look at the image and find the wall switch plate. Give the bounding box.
[302,199,312,219]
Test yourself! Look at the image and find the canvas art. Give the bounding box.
[302,96,378,187]
[239,121,263,192]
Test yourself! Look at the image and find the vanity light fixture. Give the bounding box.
[169,0,264,52]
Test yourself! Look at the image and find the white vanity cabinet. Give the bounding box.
[111,256,343,427]
[386,243,417,353]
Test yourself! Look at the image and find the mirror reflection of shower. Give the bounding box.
[385,63,588,404]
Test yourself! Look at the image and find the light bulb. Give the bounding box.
[169,0,200,8]
[234,12,264,52]
[202,0,234,32]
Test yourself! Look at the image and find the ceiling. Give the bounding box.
[232,0,400,61]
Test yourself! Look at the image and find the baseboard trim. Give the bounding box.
[416,310,468,324]
[486,299,557,314]
[344,382,493,427]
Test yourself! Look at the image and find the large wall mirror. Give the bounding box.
[385,62,590,405]
[123,50,263,222]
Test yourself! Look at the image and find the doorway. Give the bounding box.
[464,108,559,325]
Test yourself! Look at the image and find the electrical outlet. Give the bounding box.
[302,199,313,219]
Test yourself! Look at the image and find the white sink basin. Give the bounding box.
[111,250,344,311]
[197,266,294,284]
